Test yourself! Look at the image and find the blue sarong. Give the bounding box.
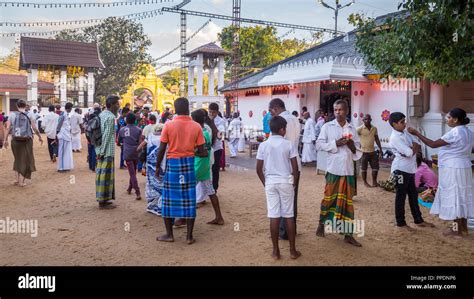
[162,156,196,219]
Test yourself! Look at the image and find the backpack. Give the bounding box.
[11,111,33,141]
[86,113,102,147]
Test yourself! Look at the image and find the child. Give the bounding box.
[118,112,142,200]
[415,152,438,202]
[256,115,301,260]
[191,109,224,225]
[388,112,434,230]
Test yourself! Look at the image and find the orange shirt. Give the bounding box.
[160,115,205,159]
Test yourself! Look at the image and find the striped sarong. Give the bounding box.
[320,172,355,235]
[96,157,115,202]
[162,156,196,219]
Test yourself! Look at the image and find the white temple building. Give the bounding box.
[219,12,474,159]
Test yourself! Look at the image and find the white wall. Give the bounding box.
[237,87,302,130]
[354,82,408,149]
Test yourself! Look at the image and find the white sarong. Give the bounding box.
[58,139,74,171]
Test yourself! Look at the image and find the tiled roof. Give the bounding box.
[185,42,230,57]
[0,74,54,91]
[220,11,406,92]
[19,37,105,69]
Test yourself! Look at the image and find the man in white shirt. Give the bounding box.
[268,98,301,239]
[301,111,317,164]
[388,112,434,230]
[42,105,59,162]
[315,99,362,247]
[209,103,226,192]
[57,102,74,172]
[70,108,84,152]
[228,112,242,158]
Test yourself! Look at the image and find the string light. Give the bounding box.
[0,0,173,9]
[0,7,166,33]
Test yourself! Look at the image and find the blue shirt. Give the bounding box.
[263,112,271,134]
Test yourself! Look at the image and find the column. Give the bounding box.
[31,68,38,106]
[27,69,32,104]
[87,71,95,107]
[218,55,225,95]
[188,65,195,96]
[54,73,60,101]
[421,83,445,158]
[5,91,10,114]
[78,75,85,107]
[208,66,215,96]
[60,70,67,106]
[427,83,443,114]
[196,53,204,96]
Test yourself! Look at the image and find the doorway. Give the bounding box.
[319,80,351,121]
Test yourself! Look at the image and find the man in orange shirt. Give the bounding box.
[155,97,207,244]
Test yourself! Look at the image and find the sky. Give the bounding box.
[0,0,401,74]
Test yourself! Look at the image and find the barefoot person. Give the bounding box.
[208,103,226,191]
[315,100,362,247]
[268,98,301,240]
[192,109,224,225]
[155,97,207,244]
[256,116,301,260]
[357,114,383,187]
[118,112,142,200]
[95,95,120,209]
[388,112,434,231]
[42,105,59,162]
[408,108,474,237]
[3,99,43,186]
[57,102,74,172]
[301,111,317,165]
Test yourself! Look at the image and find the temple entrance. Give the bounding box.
[320,80,351,121]
[133,88,154,108]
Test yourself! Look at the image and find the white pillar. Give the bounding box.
[60,70,67,106]
[78,75,85,107]
[188,65,195,96]
[427,83,443,114]
[87,72,95,107]
[31,68,38,106]
[5,91,10,114]
[218,55,225,95]
[196,53,204,96]
[54,73,60,100]
[208,67,215,96]
[421,83,445,158]
[27,70,32,104]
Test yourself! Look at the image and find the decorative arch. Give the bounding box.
[121,64,176,112]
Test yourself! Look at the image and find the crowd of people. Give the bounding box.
[1,95,473,260]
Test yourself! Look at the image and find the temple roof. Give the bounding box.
[0,74,54,91]
[185,42,230,57]
[19,37,105,70]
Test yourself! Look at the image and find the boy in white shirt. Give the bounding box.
[388,112,434,230]
[256,116,301,260]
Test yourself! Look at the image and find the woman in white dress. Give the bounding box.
[237,117,246,152]
[408,108,474,237]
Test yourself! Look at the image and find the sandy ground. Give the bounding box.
[0,136,473,266]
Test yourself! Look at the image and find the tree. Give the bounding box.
[0,49,27,76]
[218,25,312,77]
[56,17,152,100]
[349,0,473,84]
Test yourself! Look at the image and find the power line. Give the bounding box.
[0,0,173,8]
[152,18,211,62]
[161,7,344,35]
